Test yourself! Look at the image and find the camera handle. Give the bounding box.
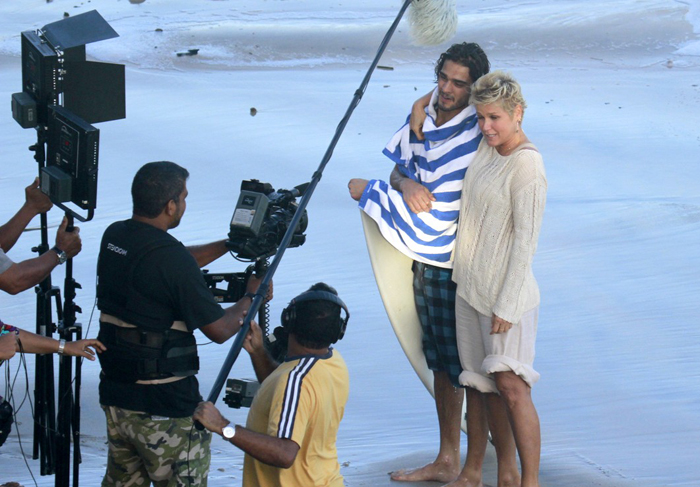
[200,0,414,420]
[253,259,270,337]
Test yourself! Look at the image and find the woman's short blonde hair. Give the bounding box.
[469,70,527,117]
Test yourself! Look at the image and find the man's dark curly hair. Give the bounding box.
[434,42,490,84]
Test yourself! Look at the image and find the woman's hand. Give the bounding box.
[64,339,106,360]
[409,90,432,140]
[0,333,17,360]
[491,315,513,335]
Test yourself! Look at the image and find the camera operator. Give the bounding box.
[0,178,81,295]
[96,161,269,487]
[194,282,349,487]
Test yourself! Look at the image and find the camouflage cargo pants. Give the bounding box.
[102,405,212,487]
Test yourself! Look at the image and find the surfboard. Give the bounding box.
[360,210,467,433]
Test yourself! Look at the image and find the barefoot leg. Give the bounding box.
[485,393,521,487]
[440,387,490,487]
[494,372,540,487]
[390,371,463,482]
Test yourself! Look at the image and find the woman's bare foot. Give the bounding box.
[389,459,460,483]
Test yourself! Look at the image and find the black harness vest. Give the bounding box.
[96,229,200,383]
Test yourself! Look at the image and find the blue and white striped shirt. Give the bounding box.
[359,90,482,268]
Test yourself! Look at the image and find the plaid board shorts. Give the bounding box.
[412,261,462,387]
[102,405,212,487]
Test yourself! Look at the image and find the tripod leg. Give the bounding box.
[72,325,83,487]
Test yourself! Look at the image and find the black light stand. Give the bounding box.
[55,215,83,487]
[203,0,415,409]
[26,112,86,487]
[11,10,125,487]
[30,126,59,476]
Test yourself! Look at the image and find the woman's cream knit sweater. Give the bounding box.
[452,140,547,324]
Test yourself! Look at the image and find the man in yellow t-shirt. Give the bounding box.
[194,283,350,487]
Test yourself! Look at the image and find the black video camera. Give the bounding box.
[227,180,309,260]
[223,379,260,409]
[202,269,251,304]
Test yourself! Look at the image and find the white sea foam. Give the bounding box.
[676,0,700,56]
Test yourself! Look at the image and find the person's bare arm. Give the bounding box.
[243,320,278,382]
[199,296,252,343]
[199,275,271,343]
[0,252,61,295]
[187,239,228,268]
[0,217,81,295]
[194,401,300,468]
[409,90,432,141]
[0,333,16,360]
[230,425,299,468]
[0,178,53,252]
[15,329,106,360]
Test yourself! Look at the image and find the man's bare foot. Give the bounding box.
[348,178,369,201]
[443,476,484,487]
[497,464,521,487]
[389,460,460,483]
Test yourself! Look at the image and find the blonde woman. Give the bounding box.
[447,70,547,487]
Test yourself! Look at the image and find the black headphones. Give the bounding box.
[280,290,350,343]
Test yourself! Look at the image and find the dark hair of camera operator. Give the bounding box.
[194,282,350,487]
[0,178,81,295]
[95,161,268,487]
[290,283,345,348]
[131,160,189,219]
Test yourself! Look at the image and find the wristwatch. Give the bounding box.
[52,246,68,265]
[222,423,236,440]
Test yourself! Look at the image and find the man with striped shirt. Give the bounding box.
[194,283,349,487]
[348,43,490,483]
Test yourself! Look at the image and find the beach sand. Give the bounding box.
[1,1,699,486]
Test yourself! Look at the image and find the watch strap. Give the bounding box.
[222,423,236,440]
[51,246,67,265]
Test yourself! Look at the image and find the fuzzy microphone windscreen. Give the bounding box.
[408,0,458,46]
